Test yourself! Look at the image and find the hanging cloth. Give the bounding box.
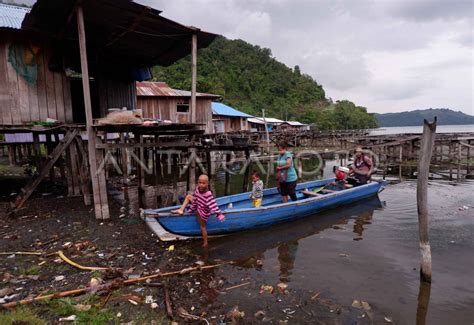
[8,42,40,85]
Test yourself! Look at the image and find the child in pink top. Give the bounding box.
[171,175,224,247]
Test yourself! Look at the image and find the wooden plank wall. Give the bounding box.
[98,73,136,115]
[138,97,177,121]
[213,115,248,132]
[0,39,73,125]
[137,97,213,133]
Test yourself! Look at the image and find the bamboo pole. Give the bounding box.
[416,118,436,282]
[77,6,109,219]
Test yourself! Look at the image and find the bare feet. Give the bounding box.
[202,241,209,248]
[171,209,184,215]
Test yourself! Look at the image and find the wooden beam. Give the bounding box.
[105,6,150,48]
[77,6,109,219]
[190,33,197,124]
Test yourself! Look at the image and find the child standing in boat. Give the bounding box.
[249,171,264,207]
[171,175,225,247]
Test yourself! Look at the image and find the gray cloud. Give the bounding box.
[387,0,474,22]
[138,0,474,114]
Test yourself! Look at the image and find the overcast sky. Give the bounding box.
[135,0,473,115]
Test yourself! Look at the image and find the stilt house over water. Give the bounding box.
[0,0,217,219]
[136,81,220,134]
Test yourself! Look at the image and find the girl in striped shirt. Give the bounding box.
[171,174,224,247]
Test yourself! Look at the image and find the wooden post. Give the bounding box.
[75,136,92,206]
[467,141,471,174]
[224,152,231,196]
[262,109,270,154]
[416,118,436,282]
[399,145,403,180]
[186,32,198,191]
[448,142,453,180]
[77,6,109,219]
[457,142,461,181]
[190,32,197,125]
[242,148,251,192]
[33,132,41,168]
[206,150,212,180]
[46,134,55,181]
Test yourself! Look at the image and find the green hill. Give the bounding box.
[151,36,378,129]
[375,109,474,127]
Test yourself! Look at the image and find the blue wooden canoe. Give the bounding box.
[142,178,387,241]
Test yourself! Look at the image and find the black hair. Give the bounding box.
[277,141,287,149]
[251,170,260,178]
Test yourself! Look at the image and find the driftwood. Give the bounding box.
[416,118,437,282]
[224,281,251,291]
[0,251,43,256]
[1,263,226,309]
[163,283,173,318]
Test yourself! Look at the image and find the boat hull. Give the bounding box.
[143,179,386,239]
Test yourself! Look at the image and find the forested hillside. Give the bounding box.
[152,36,378,129]
[375,109,474,126]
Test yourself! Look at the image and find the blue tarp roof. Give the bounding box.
[0,3,30,30]
[212,102,253,118]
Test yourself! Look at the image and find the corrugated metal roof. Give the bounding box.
[282,121,307,126]
[0,3,30,30]
[136,81,221,99]
[212,102,253,118]
[248,117,284,124]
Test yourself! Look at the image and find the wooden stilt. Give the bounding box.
[9,129,79,215]
[32,132,41,168]
[8,145,15,166]
[224,152,231,196]
[448,143,453,180]
[416,117,436,282]
[46,133,55,181]
[69,140,81,196]
[77,6,109,219]
[75,136,92,206]
[242,148,250,192]
[457,143,461,181]
[399,145,403,180]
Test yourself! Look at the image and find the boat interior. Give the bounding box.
[147,178,361,215]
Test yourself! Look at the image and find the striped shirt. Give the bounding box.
[251,179,264,199]
[187,188,223,221]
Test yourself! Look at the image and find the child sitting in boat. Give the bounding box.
[249,171,264,208]
[327,166,352,191]
[171,174,225,247]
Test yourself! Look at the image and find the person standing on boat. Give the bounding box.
[349,146,374,185]
[249,171,264,207]
[276,142,298,202]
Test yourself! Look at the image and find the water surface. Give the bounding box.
[203,178,474,324]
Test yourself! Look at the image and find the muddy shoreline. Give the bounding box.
[1,174,473,324]
[0,181,383,324]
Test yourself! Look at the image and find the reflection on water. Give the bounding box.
[206,196,384,284]
[416,280,432,325]
[197,180,474,324]
[353,210,374,241]
[278,241,298,283]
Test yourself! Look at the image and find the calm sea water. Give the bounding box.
[370,124,474,135]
